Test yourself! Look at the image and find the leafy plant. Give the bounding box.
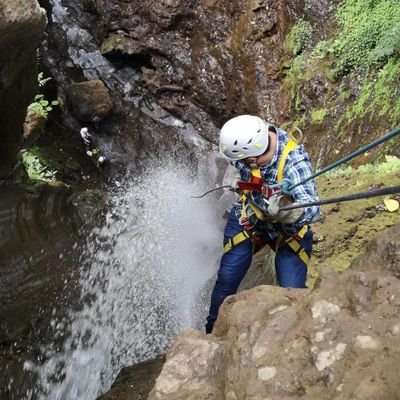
[27,94,59,120]
[332,0,400,75]
[370,22,400,62]
[37,72,52,87]
[26,72,59,120]
[21,147,57,181]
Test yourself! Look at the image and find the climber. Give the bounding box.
[80,127,109,167]
[206,115,321,334]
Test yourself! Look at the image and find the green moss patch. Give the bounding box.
[308,156,400,285]
[311,108,328,124]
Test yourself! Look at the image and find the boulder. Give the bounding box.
[66,79,113,122]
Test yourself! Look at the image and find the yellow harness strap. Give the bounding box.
[223,230,252,253]
[277,135,297,182]
[241,168,266,220]
[275,225,310,267]
[224,133,310,268]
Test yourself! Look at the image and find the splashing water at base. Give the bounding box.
[25,160,223,400]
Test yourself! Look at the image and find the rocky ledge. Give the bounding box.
[148,223,400,400]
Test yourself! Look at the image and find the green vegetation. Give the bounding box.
[334,0,400,75]
[21,147,57,181]
[286,19,313,55]
[311,108,328,124]
[27,73,59,120]
[284,54,313,111]
[283,0,400,149]
[323,155,400,178]
[27,94,59,120]
[310,154,400,278]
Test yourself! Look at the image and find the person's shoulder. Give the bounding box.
[286,144,311,167]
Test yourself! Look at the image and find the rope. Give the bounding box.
[288,126,400,192]
[191,185,233,198]
[280,184,400,210]
[192,127,400,200]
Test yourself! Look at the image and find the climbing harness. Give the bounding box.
[273,225,310,267]
[192,126,400,267]
[223,132,310,268]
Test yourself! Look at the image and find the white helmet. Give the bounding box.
[219,115,270,161]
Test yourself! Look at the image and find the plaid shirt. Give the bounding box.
[233,127,320,239]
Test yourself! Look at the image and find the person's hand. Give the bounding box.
[230,178,240,192]
[267,194,303,224]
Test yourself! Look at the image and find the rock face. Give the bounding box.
[34,0,313,176]
[149,224,400,400]
[0,0,47,179]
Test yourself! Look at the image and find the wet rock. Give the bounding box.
[0,183,87,398]
[0,0,47,178]
[101,33,144,57]
[66,80,113,122]
[97,356,165,400]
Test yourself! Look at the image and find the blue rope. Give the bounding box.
[285,126,400,194]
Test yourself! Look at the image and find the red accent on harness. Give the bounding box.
[237,181,279,198]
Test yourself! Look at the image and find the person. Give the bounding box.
[206,115,320,334]
[80,127,109,167]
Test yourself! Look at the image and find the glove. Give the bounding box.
[267,194,304,224]
[231,178,240,192]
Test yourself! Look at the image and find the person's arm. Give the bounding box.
[285,156,320,225]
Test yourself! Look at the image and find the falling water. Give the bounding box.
[24,158,223,400]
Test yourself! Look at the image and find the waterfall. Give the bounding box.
[24,159,223,400]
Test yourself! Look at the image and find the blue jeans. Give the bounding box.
[205,208,312,334]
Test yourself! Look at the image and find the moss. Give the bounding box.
[283,54,314,111]
[334,57,400,133]
[333,0,400,75]
[285,19,313,56]
[311,108,328,124]
[309,156,400,280]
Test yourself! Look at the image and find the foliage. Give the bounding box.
[27,94,59,120]
[38,72,52,87]
[323,155,400,177]
[286,19,313,55]
[335,57,400,131]
[21,147,57,181]
[370,22,400,62]
[283,54,313,111]
[27,73,59,120]
[311,108,328,123]
[332,0,400,75]
[284,0,400,138]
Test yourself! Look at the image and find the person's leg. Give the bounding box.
[275,228,313,288]
[206,209,253,333]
